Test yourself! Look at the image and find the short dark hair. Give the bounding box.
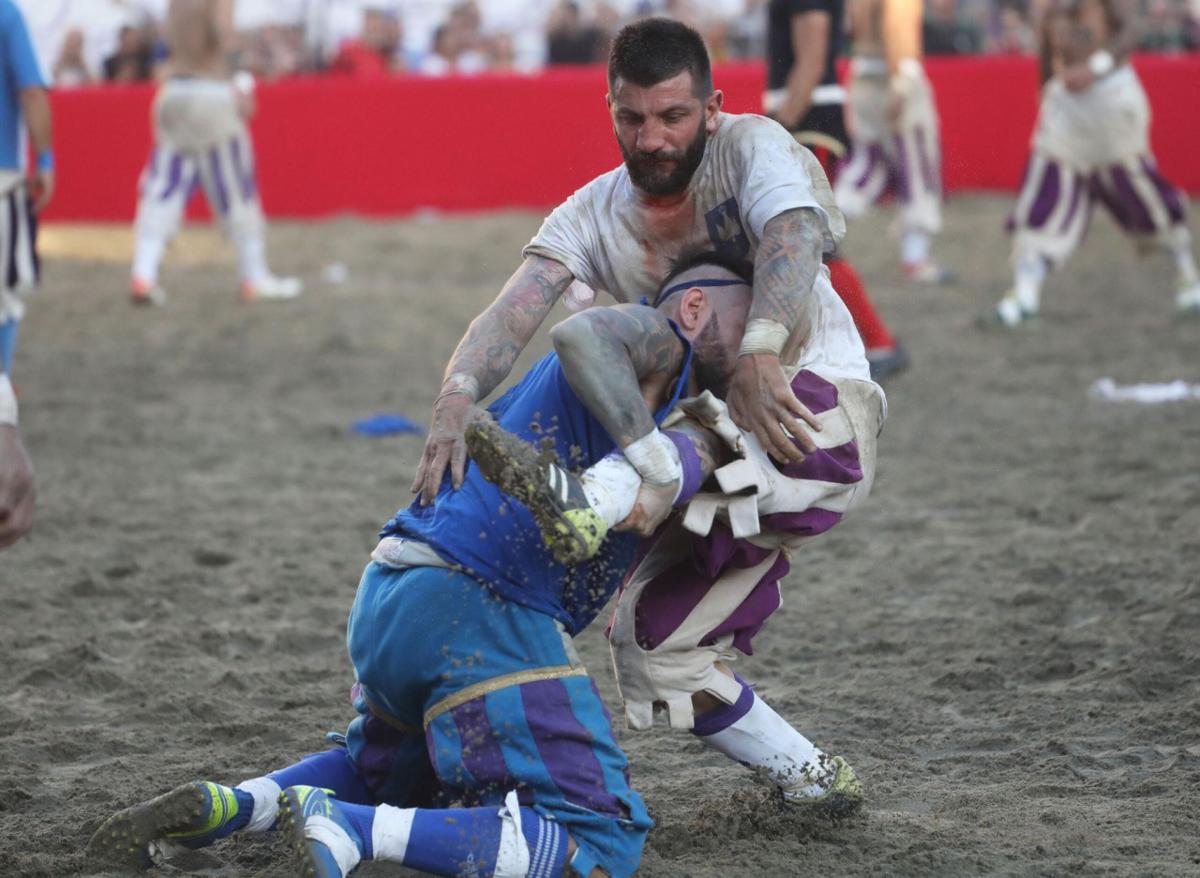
[607,18,713,97]
[654,247,753,306]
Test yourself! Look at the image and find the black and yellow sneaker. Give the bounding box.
[782,755,864,819]
[86,781,250,867]
[465,414,608,565]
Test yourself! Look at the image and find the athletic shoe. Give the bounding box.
[1176,281,1200,314]
[782,755,864,819]
[866,343,910,383]
[240,275,303,302]
[465,414,607,565]
[277,785,365,878]
[86,781,248,868]
[130,277,167,306]
[981,292,1036,329]
[903,260,956,285]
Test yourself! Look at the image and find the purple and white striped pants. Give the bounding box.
[608,371,885,731]
[132,80,265,277]
[835,65,943,235]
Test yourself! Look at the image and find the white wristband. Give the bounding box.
[1087,50,1115,77]
[233,70,256,96]
[623,428,681,486]
[0,373,17,426]
[440,372,480,403]
[738,318,789,357]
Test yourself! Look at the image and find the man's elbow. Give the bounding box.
[549,312,594,355]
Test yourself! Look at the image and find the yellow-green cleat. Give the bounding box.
[783,755,864,819]
[465,415,608,565]
[86,781,250,868]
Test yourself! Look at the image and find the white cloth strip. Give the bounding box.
[234,777,281,833]
[371,804,415,863]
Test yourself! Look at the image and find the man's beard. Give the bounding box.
[692,313,732,398]
[620,122,708,196]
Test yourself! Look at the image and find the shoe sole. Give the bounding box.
[86,782,208,868]
[277,787,336,878]
[464,416,591,565]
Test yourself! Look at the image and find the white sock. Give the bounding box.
[236,235,271,285]
[581,452,643,527]
[1014,252,1047,313]
[234,776,282,833]
[131,233,168,284]
[901,229,931,266]
[371,804,415,862]
[696,692,831,797]
[1171,241,1199,288]
[305,815,361,876]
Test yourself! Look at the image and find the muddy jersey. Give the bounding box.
[524,112,869,382]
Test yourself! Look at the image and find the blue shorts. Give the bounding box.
[345,562,651,878]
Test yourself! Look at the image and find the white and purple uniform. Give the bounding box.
[1008,63,1191,269]
[525,111,887,729]
[132,77,269,286]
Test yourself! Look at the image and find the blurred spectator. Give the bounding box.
[924,0,984,54]
[237,24,309,78]
[1140,0,1198,51]
[331,7,406,74]
[103,24,154,82]
[52,27,93,88]
[987,0,1036,54]
[545,0,606,64]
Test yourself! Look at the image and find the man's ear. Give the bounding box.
[705,89,724,133]
[678,287,708,330]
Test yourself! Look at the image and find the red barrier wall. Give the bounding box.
[47,55,1200,222]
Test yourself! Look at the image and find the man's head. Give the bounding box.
[654,249,752,398]
[606,19,723,197]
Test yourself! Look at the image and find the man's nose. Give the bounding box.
[636,119,668,154]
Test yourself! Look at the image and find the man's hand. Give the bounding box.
[727,354,820,465]
[614,479,678,538]
[30,169,54,214]
[411,392,478,506]
[0,426,35,549]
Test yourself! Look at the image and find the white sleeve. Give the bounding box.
[732,117,847,253]
[522,185,602,290]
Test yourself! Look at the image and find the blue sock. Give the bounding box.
[0,319,18,375]
[377,804,569,877]
[225,788,256,836]
[267,749,373,805]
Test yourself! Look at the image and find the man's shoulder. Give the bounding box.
[714,112,793,149]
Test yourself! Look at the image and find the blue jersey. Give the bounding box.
[382,342,692,635]
[0,0,44,171]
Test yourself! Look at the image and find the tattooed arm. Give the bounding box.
[727,207,825,464]
[549,304,685,448]
[412,255,573,504]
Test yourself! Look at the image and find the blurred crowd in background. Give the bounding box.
[18,0,1200,87]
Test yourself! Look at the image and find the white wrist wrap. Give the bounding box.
[232,70,256,95]
[0,374,17,426]
[738,319,789,357]
[436,372,480,405]
[1087,50,1115,77]
[624,429,681,486]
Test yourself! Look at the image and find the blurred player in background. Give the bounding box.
[130,0,300,306]
[835,0,951,283]
[993,0,1200,326]
[0,0,51,549]
[765,0,910,380]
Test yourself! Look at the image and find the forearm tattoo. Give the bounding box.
[750,207,825,333]
[443,256,573,400]
[552,305,685,448]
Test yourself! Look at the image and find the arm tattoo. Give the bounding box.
[551,305,685,448]
[750,207,825,333]
[443,256,573,400]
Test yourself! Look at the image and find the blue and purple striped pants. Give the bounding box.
[345,562,652,878]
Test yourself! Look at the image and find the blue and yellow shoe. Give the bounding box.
[466,414,608,565]
[86,781,251,868]
[277,785,365,878]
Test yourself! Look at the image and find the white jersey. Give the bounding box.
[524,112,871,383]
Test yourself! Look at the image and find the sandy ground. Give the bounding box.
[2,196,1199,877]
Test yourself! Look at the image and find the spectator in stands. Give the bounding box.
[103,24,154,82]
[545,0,606,65]
[1139,0,1198,52]
[52,27,93,88]
[988,0,1036,54]
[331,7,405,75]
[923,0,984,53]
